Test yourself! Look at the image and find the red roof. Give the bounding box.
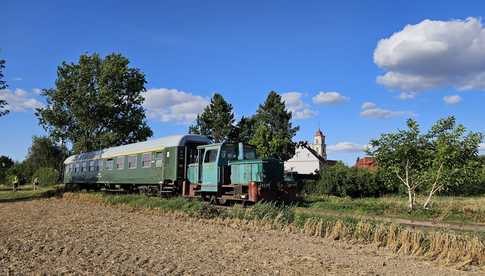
[355,157,377,170]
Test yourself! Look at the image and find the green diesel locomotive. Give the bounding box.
[63,134,295,203]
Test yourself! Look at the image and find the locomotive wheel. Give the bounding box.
[216,198,227,205]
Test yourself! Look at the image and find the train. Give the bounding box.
[63,134,296,203]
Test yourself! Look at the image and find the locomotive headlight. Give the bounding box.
[241,195,247,199]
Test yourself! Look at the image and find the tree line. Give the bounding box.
[0,52,299,185]
[1,52,484,207]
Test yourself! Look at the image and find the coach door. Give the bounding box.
[154,151,164,182]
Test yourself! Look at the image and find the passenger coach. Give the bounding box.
[63,134,210,193]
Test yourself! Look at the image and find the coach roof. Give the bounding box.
[64,134,210,164]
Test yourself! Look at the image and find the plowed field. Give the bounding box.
[0,198,480,275]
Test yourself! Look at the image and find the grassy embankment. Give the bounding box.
[300,195,485,225]
[64,192,485,268]
[0,185,62,201]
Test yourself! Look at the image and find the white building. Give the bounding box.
[284,129,327,174]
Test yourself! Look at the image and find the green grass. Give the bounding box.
[302,194,485,224]
[0,185,62,201]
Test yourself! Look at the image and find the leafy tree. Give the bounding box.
[231,116,256,144]
[0,58,9,117]
[5,162,28,186]
[421,117,482,207]
[368,116,483,210]
[23,136,68,180]
[250,91,299,161]
[0,155,14,183]
[368,119,427,210]
[189,93,235,142]
[32,167,60,186]
[36,53,152,153]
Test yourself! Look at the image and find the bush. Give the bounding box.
[32,167,59,186]
[301,163,396,198]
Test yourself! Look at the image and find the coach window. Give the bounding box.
[142,153,151,168]
[75,163,80,173]
[82,162,87,172]
[89,160,96,172]
[128,155,137,169]
[116,157,125,170]
[106,159,114,170]
[204,149,218,163]
[155,152,163,167]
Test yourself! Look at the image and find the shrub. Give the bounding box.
[301,163,396,198]
[32,167,59,186]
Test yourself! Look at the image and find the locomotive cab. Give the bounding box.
[186,142,284,202]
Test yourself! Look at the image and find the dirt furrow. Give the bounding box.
[0,198,481,275]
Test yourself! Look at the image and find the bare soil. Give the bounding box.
[0,198,482,275]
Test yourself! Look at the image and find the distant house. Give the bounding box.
[284,129,327,174]
[355,157,377,170]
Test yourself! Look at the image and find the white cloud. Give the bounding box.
[443,95,462,104]
[327,142,368,154]
[12,77,22,81]
[374,17,485,94]
[0,88,44,112]
[32,88,42,95]
[360,101,414,119]
[312,91,349,104]
[361,102,377,110]
[142,88,209,124]
[479,143,485,152]
[281,92,317,120]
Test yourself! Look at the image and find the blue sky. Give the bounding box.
[2,0,485,164]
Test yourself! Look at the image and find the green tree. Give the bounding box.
[368,119,428,210]
[189,93,235,142]
[231,116,256,144]
[23,136,68,180]
[32,167,60,186]
[0,155,14,183]
[36,53,152,153]
[368,116,483,210]
[421,117,482,208]
[250,91,299,161]
[0,58,9,117]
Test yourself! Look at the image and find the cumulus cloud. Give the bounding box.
[0,88,44,112]
[142,88,209,124]
[281,92,317,119]
[374,17,485,95]
[480,143,485,152]
[361,102,377,110]
[327,142,368,154]
[32,88,42,94]
[312,91,349,104]
[360,101,414,119]
[443,95,462,104]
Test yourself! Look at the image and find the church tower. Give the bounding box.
[313,129,327,160]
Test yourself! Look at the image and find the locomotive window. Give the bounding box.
[106,159,114,170]
[128,155,137,169]
[98,160,103,171]
[75,163,80,173]
[116,157,125,170]
[221,145,237,160]
[142,153,152,168]
[82,162,87,172]
[204,149,218,163]
[244,146,257,160]
[155,152,163,168]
